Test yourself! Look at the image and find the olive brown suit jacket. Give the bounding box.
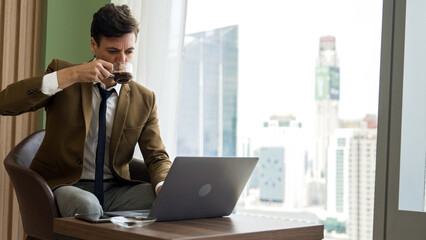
[0,59,171,189]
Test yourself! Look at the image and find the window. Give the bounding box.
[182,1,382,239]
[338,138,346,147]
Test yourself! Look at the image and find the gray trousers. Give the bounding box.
[53,180,156,217]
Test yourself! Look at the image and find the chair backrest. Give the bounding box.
[14,130,45,168]
[4,130,59,240]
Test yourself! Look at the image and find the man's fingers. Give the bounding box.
[94,72,102,82]
[99,67,112,80]
[93,59,113,80]
[96,59,114,72]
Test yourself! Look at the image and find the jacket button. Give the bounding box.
[76,159,82,164]
[27,88,38,95]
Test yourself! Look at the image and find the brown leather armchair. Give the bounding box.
[4,130,150,240]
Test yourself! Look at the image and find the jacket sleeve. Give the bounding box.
[0,59,59,116]
[138,92,171,187]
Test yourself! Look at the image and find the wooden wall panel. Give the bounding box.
[0,0,42,239]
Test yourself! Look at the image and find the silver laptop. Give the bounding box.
[105,156,258,221]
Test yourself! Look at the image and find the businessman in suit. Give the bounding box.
[0,3,171,217]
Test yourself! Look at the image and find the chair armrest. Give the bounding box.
[129,158,150,182]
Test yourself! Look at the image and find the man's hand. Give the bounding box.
[56,59,113,89]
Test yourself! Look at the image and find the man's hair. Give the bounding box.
[91,3,139,46]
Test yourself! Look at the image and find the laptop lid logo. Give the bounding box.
[198,184,212,197]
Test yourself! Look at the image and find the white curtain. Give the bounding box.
[112,0,187,160]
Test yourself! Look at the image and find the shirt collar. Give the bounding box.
[94,81,121,96]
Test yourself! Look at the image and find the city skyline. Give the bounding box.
[185,0,383,141]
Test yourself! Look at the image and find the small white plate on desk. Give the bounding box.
[110,216,156,228]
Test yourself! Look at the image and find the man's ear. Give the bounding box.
[90,37,97,55]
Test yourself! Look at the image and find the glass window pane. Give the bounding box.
[181,1,382,239]
[399,0,426,212]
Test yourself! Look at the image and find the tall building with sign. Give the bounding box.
[308,36,340,207]
[177,25,238,157]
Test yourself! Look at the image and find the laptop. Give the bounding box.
[105,156,258,221]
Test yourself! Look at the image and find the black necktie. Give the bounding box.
[94,84,113,207]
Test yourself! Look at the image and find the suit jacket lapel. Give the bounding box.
[110,83,131,160]
[81,83,93,136]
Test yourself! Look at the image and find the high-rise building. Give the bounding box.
[252,115,307,208]
[177,25,238,157]
[346,116,377,240]
[309,36,340,207]
[256,146,285,202]
[325,116,377,239]
[327,129,352,218]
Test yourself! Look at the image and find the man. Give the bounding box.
[0,3,171,217]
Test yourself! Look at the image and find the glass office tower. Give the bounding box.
[178,25,238,157]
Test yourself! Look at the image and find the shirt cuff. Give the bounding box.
[41,72,62,96]
[155,181,164,193]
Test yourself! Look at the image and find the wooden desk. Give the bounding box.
[54,214,324,240]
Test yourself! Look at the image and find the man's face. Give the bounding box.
[90,33,136,64]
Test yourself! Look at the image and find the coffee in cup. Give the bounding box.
[110,62,133,84]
